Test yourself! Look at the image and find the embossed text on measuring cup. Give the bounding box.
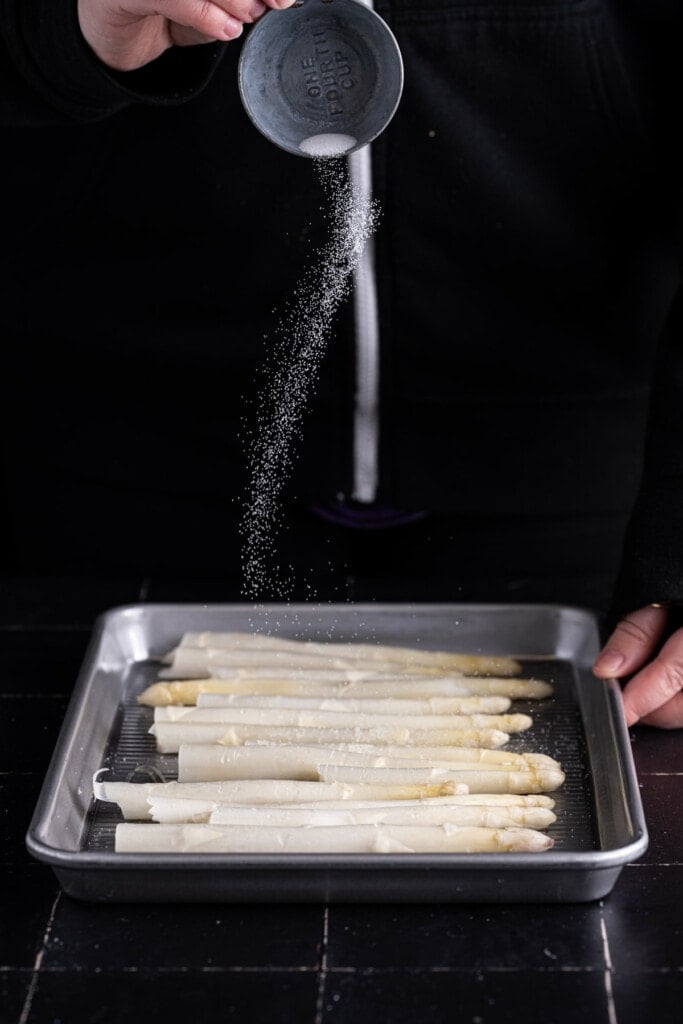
[300,29,358,117]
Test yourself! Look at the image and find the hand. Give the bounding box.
[593,604,683,729]
[78,0,296,72]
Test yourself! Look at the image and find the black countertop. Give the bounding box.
[1,577,681,1024]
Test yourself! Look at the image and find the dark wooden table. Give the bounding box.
[1,577,681,1024]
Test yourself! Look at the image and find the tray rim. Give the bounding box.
[25,601,649,878]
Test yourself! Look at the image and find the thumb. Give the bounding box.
[593,605,669,679]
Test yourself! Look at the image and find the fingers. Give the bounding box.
[147,1,243,41]
[639,692,683,730]
[79,0,277,70]
[169,24,223,46]
[208,0,270,21]
[592,605,669,679]
[619,626,683,726]
[160,0,285,29]
[159,0,275,45]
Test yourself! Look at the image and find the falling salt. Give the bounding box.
[240,157,380,600]
[299,133,357,157]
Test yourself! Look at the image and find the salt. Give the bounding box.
[299,134,357,158]
[240,157,380,600]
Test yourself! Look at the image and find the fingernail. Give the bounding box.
[250,1,266,18]
[594,650,624,675]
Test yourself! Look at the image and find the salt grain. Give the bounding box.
[240,157,380,600]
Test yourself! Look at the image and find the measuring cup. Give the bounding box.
[238,0,404,158]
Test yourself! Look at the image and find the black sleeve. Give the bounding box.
[0,0,226,126]
[609,287,683,626]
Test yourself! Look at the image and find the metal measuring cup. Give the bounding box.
[238,0,404,158]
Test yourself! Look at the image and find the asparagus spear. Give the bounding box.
[195,694,513,714]
[168,632,523,675]
[317,743,560,769]
[144,768,562,821]
[207,804,556,829]
[114,822,554,854]
[317,763,565,794]
[94,777,468,820]
[177,742,549,782]
[163,668,463,683]
[173,743,557,783]
[153,706,533,734]
[159,647,464,679]
[95,769,553,809]
[150,721,510,753]
[138,676,552,707]
[145,798,556,829]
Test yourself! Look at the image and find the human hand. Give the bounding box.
[593,604,683,729]
[78,0,296,71]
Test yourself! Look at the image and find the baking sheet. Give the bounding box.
[25,603,648,903]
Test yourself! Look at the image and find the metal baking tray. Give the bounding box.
[26,603,648,903]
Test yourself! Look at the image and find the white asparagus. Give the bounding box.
[358,794,556,807]
[317,743,560,769]
[144,797,554,827]
[206,804,556,829]
[138,676,552,706]
[163,668,459,683]
[153,706,533,733]
[150,721,510,753]
[173,744,557,783]
[115,822,554,854]
[170,632,523,675]
[195,694,513,714]
[317,763,565,794]
[145,798,556,829]
[213,804,556,828]
[176,743,551,782]
[150,797,221,823]
[94,778,468,820]
[159,647,466,679]
[94,773,554,817]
